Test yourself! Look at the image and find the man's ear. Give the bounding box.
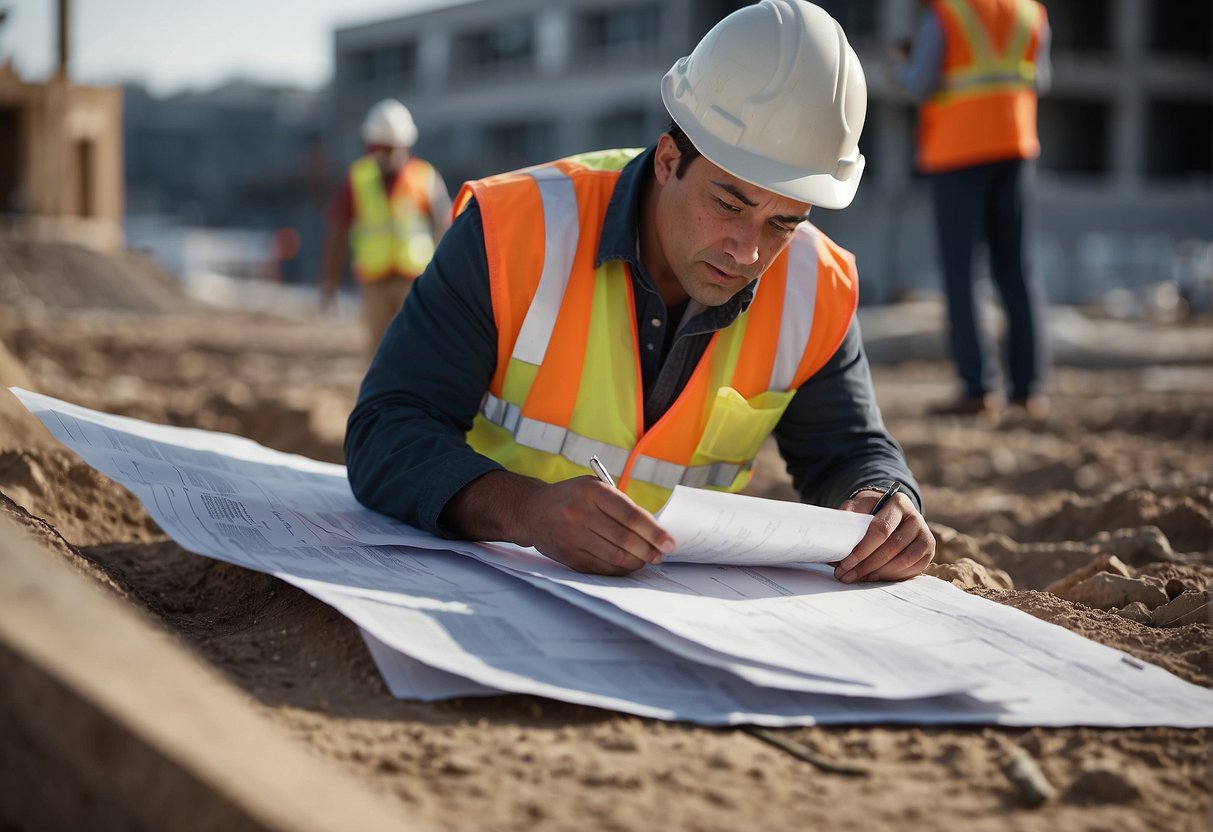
[652,133,679,186]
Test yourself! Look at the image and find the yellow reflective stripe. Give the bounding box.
[943,0,994,66]
[771,228,819,390]
[1004,0,1038,67]
[930,77,1037,104]
[480,392,631,474]
[511,166,580,367]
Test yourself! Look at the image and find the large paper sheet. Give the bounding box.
[465,542,1213,727]
[11,387,1213,728]
[657,485,871,565]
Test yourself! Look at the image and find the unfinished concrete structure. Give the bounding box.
[0,0,123,251]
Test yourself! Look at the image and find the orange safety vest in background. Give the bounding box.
[456,149,859,513]
[349,155,438,283]
[917,0,1046,173]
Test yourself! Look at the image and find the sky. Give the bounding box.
[1,0,467,95]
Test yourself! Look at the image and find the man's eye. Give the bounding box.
[715,198,741,213]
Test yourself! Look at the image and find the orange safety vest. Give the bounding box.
[917,0,1046,173]
[457,149,859,512]
[349,155,438,283]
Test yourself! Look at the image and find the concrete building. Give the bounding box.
[329,0,1213,305]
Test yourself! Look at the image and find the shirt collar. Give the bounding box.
[595,144,756,315]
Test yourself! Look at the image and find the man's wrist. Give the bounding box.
[847,480,901,501]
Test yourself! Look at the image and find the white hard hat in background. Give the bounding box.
[661,0,867,209]
[361,98,418,147]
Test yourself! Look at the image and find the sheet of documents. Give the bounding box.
[656,485,871,565]
[465,543,1213,727]
[296,559,993,725]
[11,387,1213,728]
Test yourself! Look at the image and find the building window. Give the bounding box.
[592,108,650,150]
[345,41,418,86]
[1149,0,1212,58]
[452,19,535,81]
[1146,100,1212,179]
[578,5,661,64]
[1044,0,1112,53]
[1037,98,1110,175]
[485,121,555,171]
[811,0,878,40]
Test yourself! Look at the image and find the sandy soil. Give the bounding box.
[1,238,1210,831]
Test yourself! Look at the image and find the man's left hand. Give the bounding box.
[833,490,935,583]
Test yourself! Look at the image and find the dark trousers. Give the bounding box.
[929,159,1048,400]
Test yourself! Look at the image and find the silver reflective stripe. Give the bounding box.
[512,166,580,367]
[482,390,750,492]
[631,455,749,491]
[480,392,629,474]
[770,228,819,391]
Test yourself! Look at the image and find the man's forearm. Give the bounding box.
[439,469,546,546]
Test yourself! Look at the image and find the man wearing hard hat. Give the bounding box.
[320,98,452,357]
[346,1,936,581]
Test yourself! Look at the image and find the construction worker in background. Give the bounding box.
[893,0,1052,419]
[346,0,936,581]
[320,98,452,357]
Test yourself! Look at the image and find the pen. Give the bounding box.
[869,481,903,515]
[589,455,616,488]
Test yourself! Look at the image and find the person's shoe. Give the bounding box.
[1010,394,1050,420]
[927,393,1004,417]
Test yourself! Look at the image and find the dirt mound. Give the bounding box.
[0,238,190,314]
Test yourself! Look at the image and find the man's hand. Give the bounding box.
[442,470,675,576]
[522,477,675,575]
[832,489,935,583]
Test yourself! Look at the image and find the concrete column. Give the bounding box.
[536,9,569,77]
[418,29,450,91]
[1111,0,1146,193]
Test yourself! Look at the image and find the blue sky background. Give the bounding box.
[1,0,467,94]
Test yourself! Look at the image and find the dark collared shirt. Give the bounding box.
[346,146,920,536]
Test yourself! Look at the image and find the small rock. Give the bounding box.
[926,558,1014,591]
[1065,761,1143,805]
[1091,526,1175,565]
[1054,572,1169,611]
[1116,601,1153,624]
[1045,554,1132,597]
[1150,590,1211,628]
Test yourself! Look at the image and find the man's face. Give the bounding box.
[647,133,811,308]
[372,145,410,171]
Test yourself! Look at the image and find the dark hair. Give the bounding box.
[667,121,701,179]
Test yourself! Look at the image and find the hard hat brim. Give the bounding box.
[662,78,864,211]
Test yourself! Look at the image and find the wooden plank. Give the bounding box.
[0,514,421,832]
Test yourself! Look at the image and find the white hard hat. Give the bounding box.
[361,98,418,147]
[661,0,867,209]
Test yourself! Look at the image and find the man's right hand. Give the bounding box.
[442,471,675,575]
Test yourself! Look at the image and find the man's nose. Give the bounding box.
[722,222,761,266]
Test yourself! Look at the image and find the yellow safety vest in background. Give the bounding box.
[917,0,1046,173]
[349,155,438,283]
[456,149,859,512]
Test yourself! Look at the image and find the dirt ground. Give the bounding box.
[1,238,1210,831]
